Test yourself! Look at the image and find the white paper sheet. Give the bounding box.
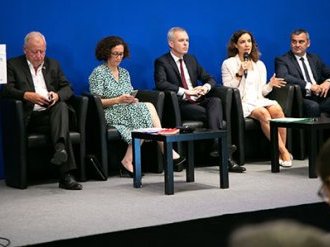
[270,117,311,122]
[0,44,7,84]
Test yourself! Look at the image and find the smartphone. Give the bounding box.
[130,90,138,97]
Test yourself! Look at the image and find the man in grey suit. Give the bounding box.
[275,29,330,117]
[3,31,82,190]
[154,27,245,173]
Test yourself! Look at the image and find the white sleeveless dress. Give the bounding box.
[241,69,278,118]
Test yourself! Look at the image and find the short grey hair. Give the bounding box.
[24,31,47,48]
[167,27,187,42]
[291,28,310,40]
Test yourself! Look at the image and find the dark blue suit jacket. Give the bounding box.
[154,52,224,130]
[154,52,216,94]
[275,51,330,95]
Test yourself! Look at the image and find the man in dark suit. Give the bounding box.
[2,31,82,190]
[275,29,330,117]
[154,27,245,173]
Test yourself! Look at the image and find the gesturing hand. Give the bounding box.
[269,73,286,88]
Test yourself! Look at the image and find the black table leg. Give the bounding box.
[186,141,194,182]
[308,128,318,178]
[219,136,229,188]
[270,123,280,173]
[133,137,142,188]
[164,141,174,195]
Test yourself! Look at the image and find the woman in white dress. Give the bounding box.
[221,30,292,167]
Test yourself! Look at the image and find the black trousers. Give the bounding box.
[179,96,223,130]
[27,102,76,174]
[303,95,330,117]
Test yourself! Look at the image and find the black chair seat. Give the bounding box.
[0,95,88,189]
[107,128,121,140]
[244,118,260,130]
[182,120,227,130]
[84,90,165,178]
[182,121,204,129]
[231,85,295,165]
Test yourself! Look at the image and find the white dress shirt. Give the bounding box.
[295,54,316,95]
[27,60,48,111]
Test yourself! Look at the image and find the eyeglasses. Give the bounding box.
[111,52,124,58]
[317,184,329,203]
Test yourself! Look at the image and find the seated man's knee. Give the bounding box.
[209,97,221,105]
[207,97,222,113]
[304,101,320,117]
[53,101,68,112]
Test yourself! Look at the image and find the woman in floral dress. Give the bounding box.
[89,36,185,177]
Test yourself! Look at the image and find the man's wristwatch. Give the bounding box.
[235,73,243,78]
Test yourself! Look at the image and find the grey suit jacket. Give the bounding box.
[154,52,216,95]
[3,55,73,123]
[275,50,330,94]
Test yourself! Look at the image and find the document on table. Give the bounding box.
[270,117,311,122]
[134,128,163,133]
[134,128,180,135]
[0,44,6,84]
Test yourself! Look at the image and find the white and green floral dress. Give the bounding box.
[89,64,152,144]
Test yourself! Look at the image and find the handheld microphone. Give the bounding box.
[243,52,249,78]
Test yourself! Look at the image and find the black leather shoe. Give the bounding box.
[228,159,246,173]
[173,156,186,172]
[59,173,82,190]
[119,164,144,178]
[51,143,68,166]
[120,164,134,178]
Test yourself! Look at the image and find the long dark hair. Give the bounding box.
[227,30,260,62]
